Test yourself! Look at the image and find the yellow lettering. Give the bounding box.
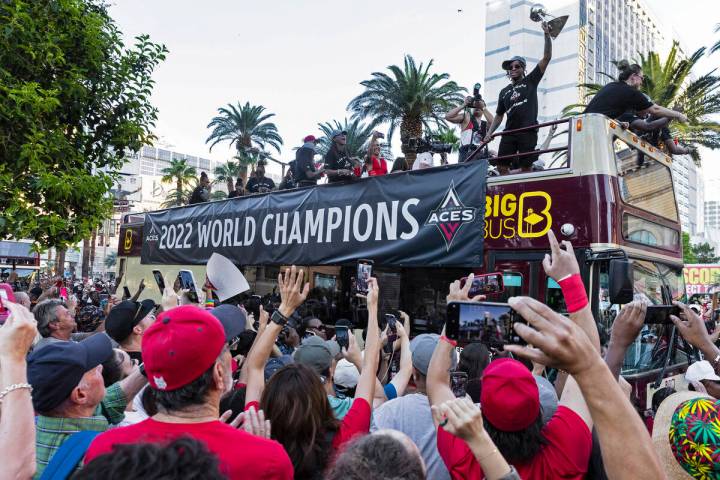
[502,218,517,239]
[701,269,710,285]
[518,192,552,238]
[501,194,517,216]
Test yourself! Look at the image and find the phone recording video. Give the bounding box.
[450,371,469,398]
[355,259,373,295]
[385,314,398,342]
[644,305,680,324]
[460,272,504,297]
[335,326,349,350]
[178,270,199,303]
[446,301,521,347]
[99,293,109,310]
[152,270,166,295]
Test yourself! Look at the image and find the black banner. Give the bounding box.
[140,161,486,267]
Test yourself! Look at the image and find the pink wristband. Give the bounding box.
[440,335,458,347]
[558,274,588,313]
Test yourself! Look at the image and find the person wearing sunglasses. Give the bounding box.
[105,299,157,363]
[484,22,554,175]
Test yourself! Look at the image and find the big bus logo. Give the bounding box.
[484,191,552,239]
[425,183,477,251]
[123,229,133,252]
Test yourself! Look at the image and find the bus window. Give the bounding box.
[613,137,679,222]
[632,260,663,305]
[546,277,567,313]
[623,214,679,252]
[496,273,522,303]
[656,264,686,303]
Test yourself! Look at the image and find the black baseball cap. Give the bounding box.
[501,56,527,70]
[209,304,246,342]
[27,334,113,412]
[105,299,156,344]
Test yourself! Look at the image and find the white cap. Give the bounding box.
[685,360,720,383]
[334,359,360,388]
[206,253,250,302]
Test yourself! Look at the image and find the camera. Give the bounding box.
[473,83,483,103]
[406,137,453,154]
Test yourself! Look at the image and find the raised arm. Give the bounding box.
[505,297,664,480]
[604,302,646,380]
[537,23,553,73]
[672,302,720,373]
[641,104,688,123]
[354,278,381,405]
[245,266,308,406]
[445,97,473,124]
[388,313,413,397]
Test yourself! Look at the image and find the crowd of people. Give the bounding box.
[1,231,719,479]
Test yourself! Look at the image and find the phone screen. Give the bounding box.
[446,301,521,346]
[450,371,469,398]
[356,260,373,295]
[153,270,166,295]
[59,287,68,299]
[179,270,199,303]
[462,273,505,297]
[335,326,349,350]
[644,305,680,324]
[385,314,398,342]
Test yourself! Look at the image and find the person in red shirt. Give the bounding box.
[243,266,383,478]
[84,305,293,480]
[365,131,388,176]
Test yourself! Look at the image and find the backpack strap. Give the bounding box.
[39,430,102,480]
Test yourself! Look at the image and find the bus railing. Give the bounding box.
[465,117,572,167]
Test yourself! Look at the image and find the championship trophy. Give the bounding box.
[530,3,568,39]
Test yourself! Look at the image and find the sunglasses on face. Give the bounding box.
[508,64,524,71]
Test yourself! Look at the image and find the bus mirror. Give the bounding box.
[609,259,634,305]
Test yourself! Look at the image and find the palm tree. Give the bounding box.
[160,187,194,209]
[430,126,460,153]
[211,190,228,201]
[214,161,243,194]
[348,55,465,166]
[316,118,375,157]
[562,42,720,164]
[160,159,197,207]
[711,24,720,55]
[104,251,117,270]
[206,102,283,179]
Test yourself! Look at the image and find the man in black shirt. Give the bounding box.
[295,135,324,187]
[189,171,211,204]
[245,164,275,194]
[323,130,360,183]
[484,23,553,175]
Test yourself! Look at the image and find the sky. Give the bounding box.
[108,0,720,178]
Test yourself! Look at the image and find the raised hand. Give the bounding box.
[609,301,646,348]
[447,274,486,303]
[671,302,712,351]
[0,302,38,361]
[277,266,309,318]
[542,230,579,282]
[431,397,485,441]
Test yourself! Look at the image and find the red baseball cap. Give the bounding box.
[142,305,226,391]
[303,135,317,143]
[480,358,539,432]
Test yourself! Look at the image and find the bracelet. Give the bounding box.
[558,274,588,313]
[0,383,33,403]
[440,335,457,347]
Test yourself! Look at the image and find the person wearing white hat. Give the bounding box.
[685,360,720,398]
[205,253,250,305]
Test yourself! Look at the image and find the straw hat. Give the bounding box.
[652,391,711,479]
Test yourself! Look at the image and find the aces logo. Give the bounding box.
[425,182,477,251]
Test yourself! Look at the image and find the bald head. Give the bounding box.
[14,291,31,309]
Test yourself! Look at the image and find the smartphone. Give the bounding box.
[335,326,350,350]
[178,270,199,303]
[59,287,68,300]
[355,259,374,295]
[123,286,132,300]
[152,270,166,295]
[99,293,109,310]
[446,301,521,347]
[644,305,681,324]
[460,272,505,297]
[450,371,469,398]
[385,314,398,343]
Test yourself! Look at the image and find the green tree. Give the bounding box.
[683,232,697,264]
[214,160,243,193]
[711,24,720,55]
[0,0,166,250]
[316,118,375,158]
[563,42,720,164]
[348,55,465,166]
[210,190,228,201]
[160,159,197,207]
[692,242,720,263]
[206,102,283,179]
[104,251,117,269]
[429,126,460,153]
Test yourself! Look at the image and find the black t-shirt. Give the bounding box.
[228,189,243,198]
[295,146,318,185]
[584,82,653,119]
[246,176,275,194]
[188,185,209,204]
[496,65,544,130]
[324,146,355,183]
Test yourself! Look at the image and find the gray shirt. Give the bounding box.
[33,333,94,352]
[371,393,451,480]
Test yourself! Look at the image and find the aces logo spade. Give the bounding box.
[425,182,477,251]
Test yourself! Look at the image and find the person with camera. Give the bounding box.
[445,88,494,163]
[246,163,276,194]
[324,131,361,183]
[365,131,388,176]
[484,22,554,175]
[295,135,325,187]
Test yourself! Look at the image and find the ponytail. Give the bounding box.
[617,60,642,82]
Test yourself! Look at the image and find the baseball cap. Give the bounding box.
[501,56,527,70]
[142,305,226,391]
[409,334,456,376]
[104,299,156,344]
[206,253,250,302]
[303,135,318,143]
[481,358,539,432]
[331,130,348,139]
[685,360,720,383]
[27,334,113,412]
[534,375,558,425]
[209,304,246,342]
[334,358,360,388]
[293,336,340,374]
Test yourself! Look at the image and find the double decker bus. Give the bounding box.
[0,240,42,286]
[117,113,684,412]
